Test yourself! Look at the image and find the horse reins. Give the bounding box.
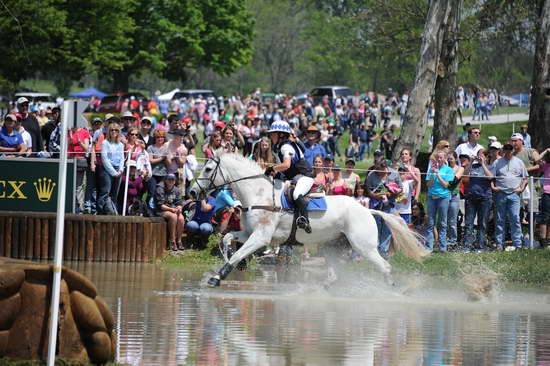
[195,157,283,212]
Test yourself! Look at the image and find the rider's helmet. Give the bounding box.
[267,121,291,134]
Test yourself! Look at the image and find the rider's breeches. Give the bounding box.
[293,176,314,200]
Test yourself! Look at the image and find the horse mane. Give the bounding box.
[220,153,264,176]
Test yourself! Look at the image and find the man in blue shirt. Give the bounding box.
[0,114,25,157]
[463,151,494,251]
[186,195,216,248]
[302,125,326,166]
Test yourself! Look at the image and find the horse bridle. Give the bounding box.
[194,157,272,201]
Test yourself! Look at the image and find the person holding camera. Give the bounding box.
[221,124,244,154]
[425,151,455,253]
[463,149,494,251]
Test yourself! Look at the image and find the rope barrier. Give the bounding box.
[1,150,547,180]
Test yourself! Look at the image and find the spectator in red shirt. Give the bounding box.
[68,126,91,213]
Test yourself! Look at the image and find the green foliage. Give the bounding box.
[159,233,223,266]
[388,249,550,287]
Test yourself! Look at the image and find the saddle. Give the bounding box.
[281,183,327,212]
[280,183,327,248]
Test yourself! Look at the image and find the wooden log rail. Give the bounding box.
[0,211,167,262]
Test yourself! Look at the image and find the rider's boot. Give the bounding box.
[294,195,311,234]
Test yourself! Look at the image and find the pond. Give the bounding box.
[66,261,550,366]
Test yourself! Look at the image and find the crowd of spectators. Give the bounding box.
[1,89,546,256]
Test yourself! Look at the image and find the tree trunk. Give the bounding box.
[529,0,550,151]
[112,69,130,93]
[432,0,462,150]
[392,0,452,163]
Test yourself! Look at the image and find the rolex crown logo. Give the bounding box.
[34,178,56,202]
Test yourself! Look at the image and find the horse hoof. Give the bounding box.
[207,276,221,287]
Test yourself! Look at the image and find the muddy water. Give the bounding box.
[67,262,550,366]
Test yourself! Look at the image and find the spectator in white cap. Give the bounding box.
[511,132,540,224]
[121,111,137,137]
[511,132,539,175]
[17,96,43,152]
[488,136,498,144]
[455,126,483,161]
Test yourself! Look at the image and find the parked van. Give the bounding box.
[14,92,57,110]
[309,86,353,105]
[172,89,215,100]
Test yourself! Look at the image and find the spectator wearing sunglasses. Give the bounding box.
[455,127,484,160]
[98,123,125,215]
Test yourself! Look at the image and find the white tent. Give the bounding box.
[158,88,180,101]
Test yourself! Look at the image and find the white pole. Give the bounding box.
[46,102,70,366]
[529,176,534,249]
[122,148,133,216]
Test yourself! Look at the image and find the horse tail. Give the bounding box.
[370,210,430,262]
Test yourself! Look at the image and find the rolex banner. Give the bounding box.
[0,158,75,213]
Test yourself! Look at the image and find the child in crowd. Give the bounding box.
[394,166,414,224]
[354,185,369,208]
[410,202,429,246]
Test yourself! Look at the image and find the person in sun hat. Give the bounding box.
[121,111,137,136]
[303,124,326,166]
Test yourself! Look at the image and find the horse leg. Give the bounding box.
[221,230,250,261]
[345,228,395,286]
[208,229,272,287]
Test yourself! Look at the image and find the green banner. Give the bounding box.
[0,158,75,212]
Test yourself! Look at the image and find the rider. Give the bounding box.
[264,121,314,233]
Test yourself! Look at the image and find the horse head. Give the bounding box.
[189,153,224,200]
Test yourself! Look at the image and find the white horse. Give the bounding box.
[189,153,429,287]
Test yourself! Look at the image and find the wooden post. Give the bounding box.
[136,223,143,262]
[105,223,113,262]
[0,216,4,257]
[119,222,127,262]
[72,219,79,261]
[143,223,152,263]
[64,220,73,261]
[130,223,137,262]
[48,218,55,259]
[34,218,41,260]
[5,217,13,258]
[100,222,108,262]
[25,217,33,260]
[41,219,48,260]
[12,217,20,259]
[85,221,93,261]
[93,222,101,261]
[78,221,85,260]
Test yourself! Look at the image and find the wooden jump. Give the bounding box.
[0,211,167,262]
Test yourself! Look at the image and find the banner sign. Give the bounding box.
[0,158,75,212]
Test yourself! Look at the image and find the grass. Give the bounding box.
[384,250,550,287]
[460,106,529,117]
[157,233,223,267]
